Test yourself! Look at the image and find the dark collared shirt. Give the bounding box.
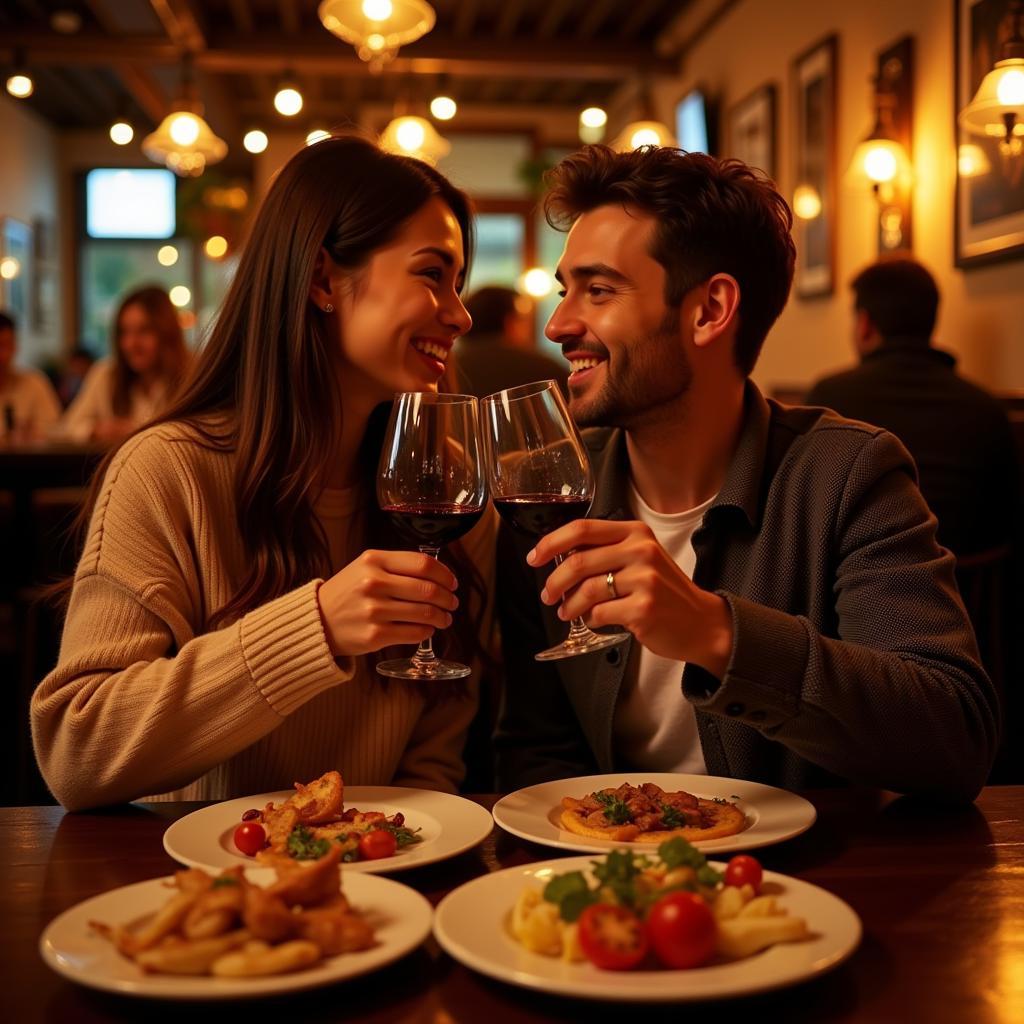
[495,382,998,801]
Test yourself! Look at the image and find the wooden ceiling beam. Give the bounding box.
[148,0,207,51]
[536,0,573,38]
[227,0,253,33]
[453,0,478,37]
[1,33,675,80]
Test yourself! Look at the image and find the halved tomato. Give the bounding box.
[576,903,648,970]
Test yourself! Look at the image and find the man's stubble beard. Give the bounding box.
[570,308,692,431]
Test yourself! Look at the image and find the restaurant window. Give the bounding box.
[469,212,525,294]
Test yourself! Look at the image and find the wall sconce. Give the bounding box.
[848,37,914,253]
[959,0,1024,163]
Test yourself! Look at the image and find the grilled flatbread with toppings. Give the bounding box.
[559,781,747,843]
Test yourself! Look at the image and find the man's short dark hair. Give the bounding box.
[0,310,15,333]
[851,258,939,341]
[543,145,796,375]
[464,286,519,336]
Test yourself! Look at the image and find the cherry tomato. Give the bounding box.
[358,829,398,860]
[724,854,763,894]
[233,821,266,857]
[645,891,717,969]
[576,903,648,970]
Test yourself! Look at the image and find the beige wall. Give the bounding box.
[645,0,1024,394]
[0,95,62,367]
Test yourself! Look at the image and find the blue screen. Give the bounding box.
[86,168,176,239]
[676,91,709,155]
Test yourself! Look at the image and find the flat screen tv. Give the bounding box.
[86,168,176,239]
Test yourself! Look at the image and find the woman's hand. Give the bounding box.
[316,550,460,657]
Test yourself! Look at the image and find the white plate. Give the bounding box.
[434,854,861,1002]
[40,869,432,1000]
[163,787,493,874]
[492,773,816,854]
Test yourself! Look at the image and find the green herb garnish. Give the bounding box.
[212,876,239,888]
[287,825,331,860]
[657,836,723,886]
[543,871,602,922]
[660,803,686,828]
[593,790,633,825]
[377,822,423,847]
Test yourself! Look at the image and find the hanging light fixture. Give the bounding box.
[379,114,449,164]
[579,106,608,144]
[959,0,1024,160]
[142,58,227,177]
[610,86,675,152]
[5,50,34,99]
[318,0,435,69]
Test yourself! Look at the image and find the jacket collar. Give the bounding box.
[863,337,957,369]
[588,379,771,530]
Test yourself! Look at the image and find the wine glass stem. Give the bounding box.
[412,545,442,666]
[553,551,595,639]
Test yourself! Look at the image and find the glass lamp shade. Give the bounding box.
[318,0,435,64]
[143,109,228,177]
[847,136,911,186]
[610,120,676,152]
[379,115,450,165]
[959,58,1024,139]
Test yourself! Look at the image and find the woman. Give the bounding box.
[59,285,190,443]
[32,134,494,811]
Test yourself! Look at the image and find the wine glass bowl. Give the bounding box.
[376,392,486,680]
[482,380,630,661]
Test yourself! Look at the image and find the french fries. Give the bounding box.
[89,846,376,979]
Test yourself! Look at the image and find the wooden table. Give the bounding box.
[8,788,1024,1022]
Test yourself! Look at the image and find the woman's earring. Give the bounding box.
[324,303,335,314]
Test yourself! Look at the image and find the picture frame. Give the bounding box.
[955,0,1024,267]
[792,35,838,299]
[728,84,777,179]
[0,216,33,327]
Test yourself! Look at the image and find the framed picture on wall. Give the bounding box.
[955,0,1024,267]
[792,35,838,299]
[728,84,777,179]
[0,217,33,326]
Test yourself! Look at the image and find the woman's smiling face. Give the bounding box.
[331,196,472,403]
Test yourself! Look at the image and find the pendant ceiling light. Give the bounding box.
[379,114,450,165]
[142,59,227,177]
[318,0,435,68]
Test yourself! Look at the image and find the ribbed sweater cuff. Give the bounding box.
[238,580,354,716]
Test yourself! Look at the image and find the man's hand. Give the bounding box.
[527,519,733,677]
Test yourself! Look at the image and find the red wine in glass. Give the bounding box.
[382,502,485,548]
[482,380,629,661]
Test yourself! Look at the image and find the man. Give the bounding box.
[494,146,997,802]
[0,310,62,441]
[456,285,568,398]
[805,258,1018,560]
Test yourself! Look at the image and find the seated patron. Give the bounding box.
[456,285,568,398]
[58,286,191,444]
[0,310,62,441]
[494,146,998,802]
[32,136,494,811]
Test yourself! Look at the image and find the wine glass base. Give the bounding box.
[376,658,472,680]
[535,630,630,662]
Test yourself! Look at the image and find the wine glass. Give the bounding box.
[376,392,487,680]
[482,379,629,661]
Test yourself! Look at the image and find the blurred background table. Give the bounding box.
[7,787,1024,1022]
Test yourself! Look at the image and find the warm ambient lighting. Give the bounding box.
[318,0,435,67]
[306,128,331,146]
[849,137,909,185]
[519,268,554,299]
[109,120,134,145]
[243,129,268,154]
[430,95,457,120]
[792,184,823,220]
[379,115,450,164]
[204,235,228,259]
[579,106,607,143]
[959,1,1024,158]
[157,245,179,267]
[611,119,676,152]
[143,109,228,177]
[6,74,34,98]
[274,85,303,117]
[0,257,21,280]
[958,143,992,178]
[169,285,191,307]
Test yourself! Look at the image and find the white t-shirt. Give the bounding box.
[612,483,716,774]
[56,358,169,442]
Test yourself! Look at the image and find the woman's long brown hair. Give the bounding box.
[55,134,487,673]
[110,285,190,417]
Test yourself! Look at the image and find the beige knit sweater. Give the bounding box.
[30,419,496,811]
